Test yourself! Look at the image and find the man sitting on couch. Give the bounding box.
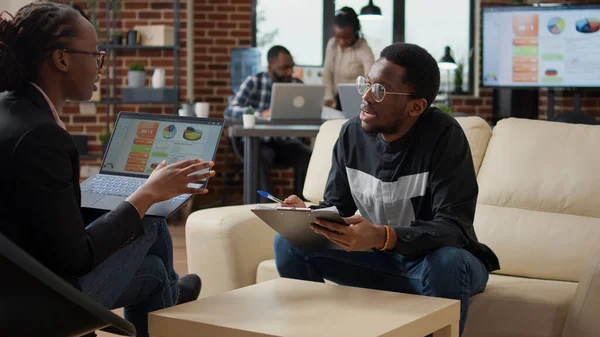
[275,42,500,335]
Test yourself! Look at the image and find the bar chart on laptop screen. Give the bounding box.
[102,117,221,177]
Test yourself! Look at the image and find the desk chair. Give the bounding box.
[0,232,136,337]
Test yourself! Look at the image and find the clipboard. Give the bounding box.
[251,208,348,250]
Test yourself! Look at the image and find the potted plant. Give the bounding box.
[243,107,256,128]
[99,128,112,154]
[110,30,123,45]
[86,0,121,41]
[453,61,465,95]
[127,63,146,88]
[435,103,454,116]
[85,0,100,38]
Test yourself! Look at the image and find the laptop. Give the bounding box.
[337,83,363,118]
[80,112,224,218]
[268,83,326,121]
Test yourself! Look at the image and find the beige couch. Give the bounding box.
[186,117,600,337]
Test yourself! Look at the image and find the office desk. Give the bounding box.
[224,118,333,127]
[231,124,322,204]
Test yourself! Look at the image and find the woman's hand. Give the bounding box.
[126,159,215,217]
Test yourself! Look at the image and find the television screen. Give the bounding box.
[482,4,600,88]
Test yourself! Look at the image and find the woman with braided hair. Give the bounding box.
[0,3,210,336]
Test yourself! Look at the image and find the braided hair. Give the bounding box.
[333,7,362,40]
[0,3,80,92]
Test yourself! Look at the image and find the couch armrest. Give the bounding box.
[185,205,277,298]
[563,249,600,337]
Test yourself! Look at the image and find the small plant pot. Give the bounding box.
[243,114,255,128]
[127,70,146,88]
[110,35,123,45]
[453,87,465,95]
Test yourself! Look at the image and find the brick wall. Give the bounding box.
[451,0,600,122]
[58,0,256,207]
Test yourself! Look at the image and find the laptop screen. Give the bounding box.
[100,112,224,180]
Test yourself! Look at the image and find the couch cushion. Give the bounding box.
[256,259,280,284]
[475,204,600,282]
[303,119,348,203]
[187,204,279,298]
[454,116,492,175]
[475,118,600,281]
[463,274,577,337]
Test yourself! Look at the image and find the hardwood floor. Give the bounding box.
[96,224,187,337]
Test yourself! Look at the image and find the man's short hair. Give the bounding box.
[379,43,440,109]
[267,45,291,63]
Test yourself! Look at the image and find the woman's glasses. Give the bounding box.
[61,48,106,68]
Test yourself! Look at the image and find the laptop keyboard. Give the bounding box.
[81,175,189,203]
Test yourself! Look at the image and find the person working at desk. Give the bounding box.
[323,7,374,110]
[225,45,312,201]
[274,43,500,336]
[0,3,210,336]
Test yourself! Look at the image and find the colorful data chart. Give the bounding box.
[125,122,158,173]
[547,17,565,35]
[183,126,203,141]
[576,18,600,33]
[163,124,177,139]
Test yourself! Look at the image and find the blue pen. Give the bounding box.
[257,190,284,204]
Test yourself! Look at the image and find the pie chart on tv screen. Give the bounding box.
[576,18,600,33]
[547,17,565,34]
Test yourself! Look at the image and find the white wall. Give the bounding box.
[3,0,32,15]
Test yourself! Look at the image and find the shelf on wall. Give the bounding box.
[80,154,103,160]
[119,100,179,104]
[99,44,177,50]
[68,100,180,105]
[97,0,181,126]
[67,100,112,104]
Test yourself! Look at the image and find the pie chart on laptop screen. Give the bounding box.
[183,126,202,141]
[162,124,177,139]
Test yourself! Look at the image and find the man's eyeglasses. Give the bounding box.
[356,76,416,103]
[61,48,106,68]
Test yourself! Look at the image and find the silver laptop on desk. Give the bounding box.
[338,83,362,118]
[269,83,325,121]
[80,112,224,218]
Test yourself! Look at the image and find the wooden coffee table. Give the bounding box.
[149,278,460,337]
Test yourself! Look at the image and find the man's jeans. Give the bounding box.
[274,234,488,336]
[78,217,179,337]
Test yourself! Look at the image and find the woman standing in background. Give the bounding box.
[323,7,374,110]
